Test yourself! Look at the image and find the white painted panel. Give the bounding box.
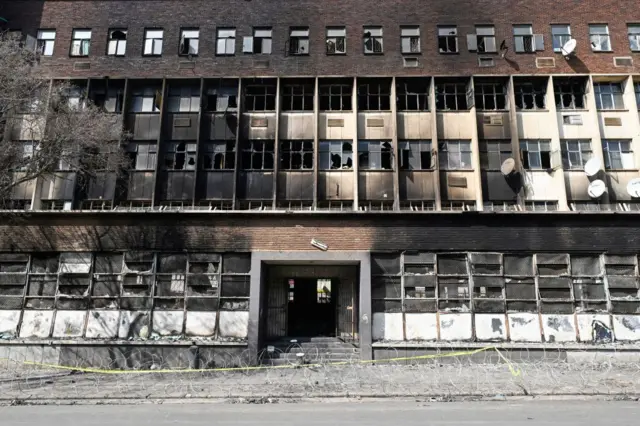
[319,112,354,140]
[152,311,184,336]
[19,310,54,338]
[118,311,150,339]
[522,170,562,201]
[508,313,541,342]
[598,112,633,139]
[218,311,249,338]
[397,112,432,139]
[541,314,577,342]
[0,311,21,337]
[576,314,612,342]
[517,112,555,139]
[185,311,217,337]
[437,113,474,139]
[279,113,315,140]
[475,314,508,341]
[439,313,472,341]
[85,310,120,339]
[52,311,86,338]
[372,312,403,341]
[404,313,438,340]
[612,315,640,341]
[357,113,393,139]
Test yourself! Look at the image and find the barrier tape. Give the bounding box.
[0,346,520,376]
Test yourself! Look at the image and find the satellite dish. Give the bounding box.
[627,178,640,198]
[588,179,606,199]
[500,158,516,176]
[584,157,601,177]
[561,38,577,58]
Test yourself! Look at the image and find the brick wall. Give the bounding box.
[3,0,640,78]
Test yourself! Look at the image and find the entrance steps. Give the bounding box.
[259,337,360,366]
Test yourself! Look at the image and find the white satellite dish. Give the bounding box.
[627,178,640,198]
[561,38,577,58]
[588,179,606,198]
[584,157,602,177]
[500,158,516,176]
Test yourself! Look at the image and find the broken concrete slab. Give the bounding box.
[0,310,21,337]
[372,312,403,341]
[86,310,120,339]
[508,313,541,342]
[152,311,184,336]
[118,311,151,339]
[439,313,472,341]
[475,314,507,341]
[52,311,86,338]
[612,315,640,341]
[218,311,249,339]
[404,313,438,341]
[185,311,217,337]
[576,314,612,343]
[19,310,54,338]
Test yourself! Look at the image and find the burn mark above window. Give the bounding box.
[363,27,383,54]
[554,78,586,110]
[396,78,429,111]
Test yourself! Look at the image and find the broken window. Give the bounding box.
[203,141,235,170]
[396,78,429,111]
[326,27,346,54]
[244,28,272,54]
[561,140,592,169]
[438,26,458,53]
[216,28,236,55]
[468,26,496,53]
[289,27,309,55]
[319,141,353,170]
[435,81,469,110]
[92,253,123,309]
[280,140,313,170]
[186,254,220,310]
[204,84,238,112]
[570,255,606,312]
[126,142,157,170]
[70,29,91,56]
[358,141,393,170]
[319,82,352,111]
[107,28,127,56]
[589,24,611,51]
[402,253,436,312]
[130,87,161,112]
[372,254,401,314]
[594,82,624,110]
[605,256,639,313]
[91,86,124,113]
[143,29,164,56]
[479,140,512,170]
[513,25,543,53]
[551,24,571,52]
[220,253,251,311]
[179,28,199,56]
[281,81,314,111]
[399,140,432,170]
[401,27,420,54]
[0,254,28,309]
[36,29,56,56]
[471,253,505,313]
[437,254,469,311]
[357,80,391,111]
[475,81,507,110]
[438,140,472,170]
[554,78,586,110]
[536,254,571,314]
[163,142,196,170]
[603,140,634,170]
[514,80,547,110]
[26,254,58,309]
[155,254,186,310]
[56,253,91,309]
[503,255,537,311]
[241,140,275,170]
[520,139,552,170]
[244,84,276,111]
[363,27,383,54]
[167,86,200,112]
[122,252,154,309]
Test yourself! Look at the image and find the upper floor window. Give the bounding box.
[244,28,272,54]
[551,24,571,52]
[438,26,458,53]
[244,84,276,111]
[589,24,611,52]
[561,140,592,169]
[396,79,429,111]
[475,81,507,110]
[126,142,157,170]
[326,27,346,55]
[399,140,432,170]
[629,24,640,51]
[358,141,393,170]
[289,27,309,55]
[202,141,235,170]
[514,80,547,110]
[281,81,314,111]
[241,140,274,170]
[357,81,391,110]
[107,29,127,56]
[480,140,512,170]
[36,29,56,56]
[401,27,420,54]
[513,25,543,53]
[435,81,469,111]
[363,27,383,54]
[144,29,164,56]
[635,82,640,110]
[603,140,634,170]
[438,140,472,170]
[163,142,196,170]
[594,82,624,110]
[319,141,352,170]
[131,88,161,112]
[167,86,200,112]
[319,82,352,111]
[280,140,313,170]
[467,26,496,53]
[216,28,236,55]
[554,78,586,110]
[179,29,199,56]
[70,29,91,57]
[520,140,552,169]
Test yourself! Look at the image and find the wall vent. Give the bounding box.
[403,57,419,68]
[535,57,556,68]
[562,115,583,125]
[250,117,268,128]
[604,117,622,126]
[482,115,503,126]
[614,57,633,67]
[448,176,468,188]
[478,57,495,67]
[327,118,344,127]
[73,62,91,70]
[366,118,385,127]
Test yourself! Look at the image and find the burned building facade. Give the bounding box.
[1,0,640,366]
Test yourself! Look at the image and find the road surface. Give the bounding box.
[1,400,637,425]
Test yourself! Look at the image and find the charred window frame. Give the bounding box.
[319,83,352,111]
[204,85,238,112]
[107,28,127,56]
[605,255,639,314]
[288,27,309,55]
[70,29,91,57]
[186,254,220,311]
[554,78,586,110]
[130,87,161,112]
[326,27,346,54]
[202,141,236,170]
[143,29,164,56]
[319,141,353,170]
[363,27,383,54]
[561,140,592,169]
[167,86,200,112]
[400,26,420,54]
[435,81,469,111]
[126,142,157,170]
[479,140,512,170]
[399,140,432,170]
[371,254,402,314]
[357,81,391,111]
[396,79,429,111]
[437,254,470,311]
[163,142,197,170]
[471,253,505,313]
[504,255,537,311]
[92,87,124,113]
[244,84,276,111]
[570,255,606,312]
[603,139,634,170]
[55,253,92,310]
[403,252,436,313]
[220,253,251,311]
[520,139,552,170]
[438,140,472,170]
[155,254,187,310]
[438,26,458,53]
[241,140,275,170]
[281,82,314,111]
[594,82,624,110]
[0,254,29,310]
[26,254,59,309]
[280,140,314,170]
[92,253,123,309]
[475,81,507,110]
[514,80,547,110]
[358,141,393,170]
[536,253,572,314]
[121,252,155,310]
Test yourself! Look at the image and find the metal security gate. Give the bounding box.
[336,277,358,342]
[266,276,287,339]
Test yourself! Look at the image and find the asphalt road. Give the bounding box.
[1,400,638,425]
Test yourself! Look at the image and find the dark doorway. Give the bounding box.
[287,277,336,337]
